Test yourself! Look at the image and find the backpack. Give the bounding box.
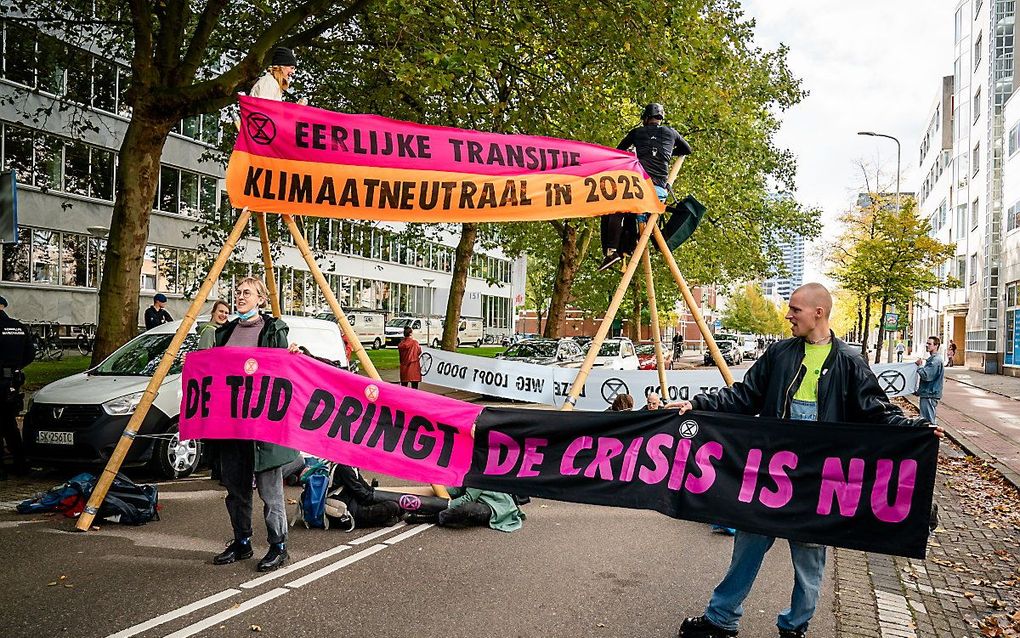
[97,473,160,525]
[17,472,96,517]
[293,460,354,531]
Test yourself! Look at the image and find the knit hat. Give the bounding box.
[271,47,297,67]
[154,293,168,303]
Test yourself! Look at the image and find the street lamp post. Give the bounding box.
[858,131,901,363]
[423,278,434,346]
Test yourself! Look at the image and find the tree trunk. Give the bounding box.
[91,113,177,365]
[855,304,863,345]
[544,221,592,338]
[874,296,889,364]
[441,222,478,350]
[861,293,873,356]
[630,276,642,341]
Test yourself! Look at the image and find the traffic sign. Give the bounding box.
[883,312,899,331]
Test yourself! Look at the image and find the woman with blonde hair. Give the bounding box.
[210,276,299,572]
[250,46,307,105]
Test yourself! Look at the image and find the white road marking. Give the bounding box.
[239,544,351,589]
[348,520,406,545]
[384,523,434,545]
[162,587,289,638]
[285,543,388,588]
[104,589,241,638]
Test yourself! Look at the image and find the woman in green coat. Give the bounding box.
[210,277,300,573]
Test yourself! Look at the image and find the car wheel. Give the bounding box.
[432,338,441,348]
[151,423,202,479]
[475,340,481,348]
[372,338,381,350]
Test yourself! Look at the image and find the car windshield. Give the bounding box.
[387,318,413,328]
[717,341,733,351]
[92,334,201,376]
[635,344,656,355]
[503,341,558,358]
[598,342,621,356]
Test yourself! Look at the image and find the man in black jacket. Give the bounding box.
[674,283,943,638]
[0,296,35,478]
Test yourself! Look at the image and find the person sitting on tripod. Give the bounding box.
[599,103,692,271]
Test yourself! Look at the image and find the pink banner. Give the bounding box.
[234,96,652,179]
[179,348,482,486]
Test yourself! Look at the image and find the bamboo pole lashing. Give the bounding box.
[256,212,283,318]
[560,212,660,411]
[76,207,254,531]
[281,214,450,500]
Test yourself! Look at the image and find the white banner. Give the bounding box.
[418,347,919,411]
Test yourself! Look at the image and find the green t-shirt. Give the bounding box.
[793,343,832,402]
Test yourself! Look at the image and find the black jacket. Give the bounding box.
[692,332,921,426]
[0,310,35,372]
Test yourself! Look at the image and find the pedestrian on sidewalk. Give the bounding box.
[210,277,300,572]
[670,283,942,638]
[946,339,957,366]
[915,335,945,425]
[895,341,905,363]
[144,293,173,330]
[398,326,422,389]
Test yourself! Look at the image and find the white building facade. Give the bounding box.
[913,0,1016,375]
[761,234,805,301]
[0,20,519,343]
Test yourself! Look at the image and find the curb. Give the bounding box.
[903,394,1020,491]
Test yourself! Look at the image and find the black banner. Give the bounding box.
[465,409,938,558]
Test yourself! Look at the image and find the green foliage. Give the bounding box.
[721,284,787,336]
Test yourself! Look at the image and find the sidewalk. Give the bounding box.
[904,367,1020,489]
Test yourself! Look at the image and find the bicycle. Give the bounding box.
[77,323,97,355]
[31,322,64,361]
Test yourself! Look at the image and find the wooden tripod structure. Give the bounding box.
[76,159,731,529]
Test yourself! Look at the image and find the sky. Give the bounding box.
[740,0,956,282]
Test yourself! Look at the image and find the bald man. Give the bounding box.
[674,283,943,638]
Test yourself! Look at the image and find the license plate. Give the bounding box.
[37,431,74,445]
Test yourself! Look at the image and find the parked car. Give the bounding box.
[23,315,348,479]
[635,343,674,370]
[588,337,640,370]
[385,316,444,347]
[704,340,743,366]
[495,338,584,366]
[315,310,387,350]
[740,336,762,360]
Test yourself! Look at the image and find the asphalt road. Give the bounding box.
[0,468,835,638]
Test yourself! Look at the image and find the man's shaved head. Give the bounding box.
[786,283,833,341]
[792,283,833,318]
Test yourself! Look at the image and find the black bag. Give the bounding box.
[98,473,160,525]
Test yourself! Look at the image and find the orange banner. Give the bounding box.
[226,151,661,222]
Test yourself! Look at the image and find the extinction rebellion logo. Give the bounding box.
[246,112,276,145]
[678,419,699,439]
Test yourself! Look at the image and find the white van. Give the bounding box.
[23,315,348,479]
[457,317,484,348]
[385,316,445,347]
[316,310,387,349]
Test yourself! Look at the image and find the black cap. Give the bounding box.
[154,293,168,303]
[642,103,665,120]
[0,295,7,307]
[271,47,298,67]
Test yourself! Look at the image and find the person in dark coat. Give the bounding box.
[0,296,34,478]
[210,277,300,572]
[674,283,943,638]
[144,293,173,330]
[328,464,402,528]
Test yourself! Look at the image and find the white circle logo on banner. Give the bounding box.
[365,384,380,402]
[243,358,259,375]
[678,419,699,439]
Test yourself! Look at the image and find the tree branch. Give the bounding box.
[153,0,189,81]
[128,0,156,90]
[175,0,228,85]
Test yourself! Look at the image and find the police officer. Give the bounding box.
[0,296,35,479]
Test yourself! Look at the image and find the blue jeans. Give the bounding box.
[703,399,827,633]
[919,397,938,425]
[636,185,669,223]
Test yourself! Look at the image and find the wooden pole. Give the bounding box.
[256,212,282,318]
[561,213,660,411]
[76,208,253,531]
[651,225,735,386]
[640,237,670,399]
[281,215,450,500]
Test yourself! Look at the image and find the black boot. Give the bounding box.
[257,542,288,572]
[213,538,253,565]
[778,629,806,638]
[678,615,738,638]
[404,511,439,525]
